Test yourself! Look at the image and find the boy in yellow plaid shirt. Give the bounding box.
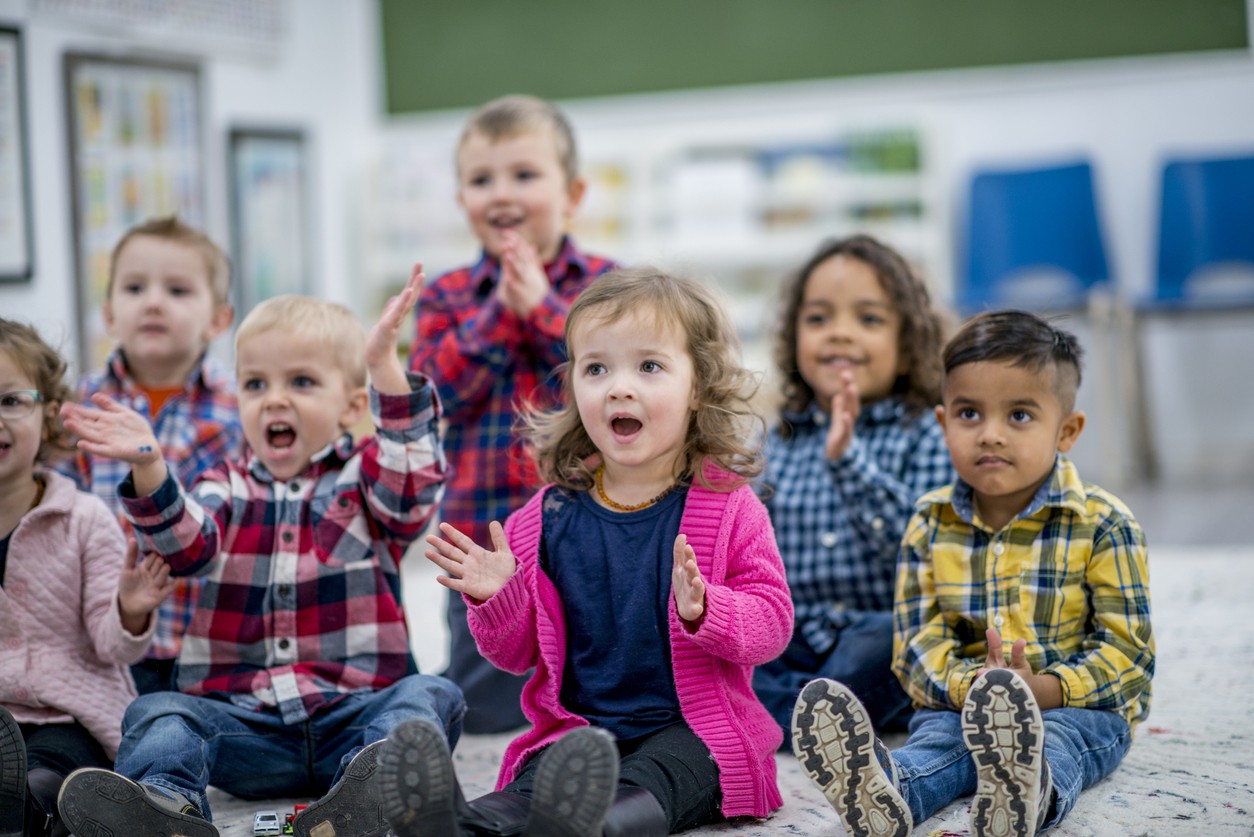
[792,310,1154,837]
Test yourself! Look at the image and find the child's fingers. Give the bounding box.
[487,520,509,554]
[424,548,465,579]
[123,538,139,570]
[437,521,483,553]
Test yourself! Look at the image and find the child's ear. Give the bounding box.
[934,404,947,432]
[204,303,234,342]
[338,385,370,430]
[564,176,587,219]
[1056,410,1086,452]
[102,298,117,337]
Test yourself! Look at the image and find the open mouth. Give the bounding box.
[266,422,297,450]
[611,416,643,436]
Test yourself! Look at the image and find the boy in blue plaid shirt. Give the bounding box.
[61,216,244,695]
[754,236,953,740]
[792,310,1154,837]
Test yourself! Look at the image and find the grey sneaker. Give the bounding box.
[962,669,1054,837]
[56,767,217,837]
[0,706,25,837]
[522,727,619,837]
[377,718,462,837]
[792,678,911,837]
[294,739,389,837]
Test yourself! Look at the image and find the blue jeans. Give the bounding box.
[114,674,465,822]
[753,610,913,741]
[893,706,1131,829]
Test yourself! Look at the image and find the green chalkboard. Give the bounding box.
[378,0,1249,114]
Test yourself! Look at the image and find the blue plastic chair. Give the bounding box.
[1151,153,1254,309]
[958,160,1111,313]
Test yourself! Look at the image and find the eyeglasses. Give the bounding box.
[0,390,42,421]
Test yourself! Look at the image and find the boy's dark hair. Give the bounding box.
[943,310,1084,411]
[0,318,75,463]
[457,94,578,184]
[109,215,232,305]
[774,234,946,429]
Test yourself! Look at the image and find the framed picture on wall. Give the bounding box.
[227,127,311,316]
[0,26,33,282]
[63,52,204,371]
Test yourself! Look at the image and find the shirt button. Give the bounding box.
[993,542,1005,556]
[282,531,294,544]
[870,517,884,531]
[278,638,291,651]
[279,585,292,597]
[820,532,838,548]
[15,688,29,700]
[994,614,1005,628]
[290,481,300,492]
[6,637,20,650]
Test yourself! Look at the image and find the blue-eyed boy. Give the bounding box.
[792,310,1154,836]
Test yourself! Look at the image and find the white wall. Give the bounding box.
[0,0,382,371]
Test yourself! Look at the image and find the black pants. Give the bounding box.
[443,591,528,733]
[129,657,179,696]
[18,721,110,777]
[503,723,722,833]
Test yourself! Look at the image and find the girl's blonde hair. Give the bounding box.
[774,234,947,436]
[234,295,367,387]
[0,318,75,464]
[525,267,764,492]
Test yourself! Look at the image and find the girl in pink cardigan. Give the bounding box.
[376,268,794,837]
[0,319,170,837]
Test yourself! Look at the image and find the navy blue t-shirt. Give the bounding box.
[540,486,688,740]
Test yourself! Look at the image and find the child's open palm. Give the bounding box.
[425,520,517,603]
[365,262,425,394]
[824,369,861,461]
[672,533,707,625]
[116,539,176,634]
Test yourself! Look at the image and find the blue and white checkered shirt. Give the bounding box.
[763,397,954,655]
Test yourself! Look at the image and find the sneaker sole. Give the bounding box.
[791,679,910,837]
[962,669,1046,837]
[523,727,619,837]
[0,708,25,837]
[293,740,388,837]
[377,719,459,837]
[56,768,218,837]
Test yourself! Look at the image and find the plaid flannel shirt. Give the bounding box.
[409,237,617,546]
[59,348,243,659]
[119,376,447,724]
[893,456,1155,729]
[764,397,953,654]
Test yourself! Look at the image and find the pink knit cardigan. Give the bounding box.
[466,470,794,819]
[0,470,155,758]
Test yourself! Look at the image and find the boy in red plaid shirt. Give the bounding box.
[57,266,463,837]
[409,95,617,733]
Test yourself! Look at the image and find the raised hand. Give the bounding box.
[496,229,549,317]
[366,262,426,394]
[979,626,1033,680]
[425,520,517,603]
[61,394,168,495]
[672,533,706,626]
[824,370,861,461]
[117,539,175,635]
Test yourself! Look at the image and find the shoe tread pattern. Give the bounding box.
[56,768,218,837]
[523,728,619,837]
[377,719,459,837]
[791,679,909,837]
[962,669,1046,837]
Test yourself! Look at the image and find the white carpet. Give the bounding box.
[201,546,1254,835]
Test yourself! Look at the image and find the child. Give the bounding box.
[55,268,464,837]
[381,268,794,836]
[408,94,618,733]
[792,310,1154,836]
[62,215,244,695]
[0,318,170,837]
[753,235,953,739]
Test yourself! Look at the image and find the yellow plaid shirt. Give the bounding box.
[893,456,1154,729]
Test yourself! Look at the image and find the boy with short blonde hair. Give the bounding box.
[58,267,463,837]
[64,215,243,695]
[410,94,618,733]
[792,310,1154,836]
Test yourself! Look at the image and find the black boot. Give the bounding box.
[461,792,531,836]
[522,728,619,837]
[24,768,68,837]
[0,706,25,837]
[378,718,467,837]
[602,787,667,837]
